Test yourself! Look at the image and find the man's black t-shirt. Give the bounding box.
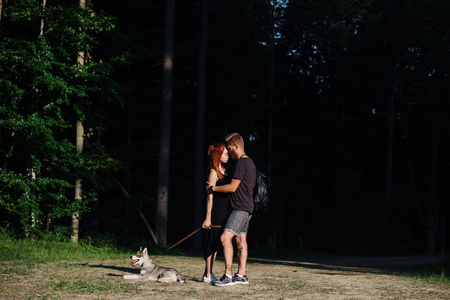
[230,157,256,213]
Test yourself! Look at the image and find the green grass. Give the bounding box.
[1,228,450,288]
[51,279,139,293]
[400,258,450,285]
[0,229,127,262]
[0,229,149,298]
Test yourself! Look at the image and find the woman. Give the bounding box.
[202,142,230,283]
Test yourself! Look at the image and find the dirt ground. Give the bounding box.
[1,254,449,299]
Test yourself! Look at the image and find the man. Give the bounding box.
[206,133,256,286]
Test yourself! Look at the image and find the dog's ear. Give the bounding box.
[143,247,148,255]
[140,246,142,251]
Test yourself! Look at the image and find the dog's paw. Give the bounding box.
[124,274,143,280]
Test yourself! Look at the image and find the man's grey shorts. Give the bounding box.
[224,210,252,236]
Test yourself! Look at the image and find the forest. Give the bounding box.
[1,0,449,257]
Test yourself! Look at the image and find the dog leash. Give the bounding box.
[151,225,222,260]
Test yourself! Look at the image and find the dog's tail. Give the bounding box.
[177,274,188,283]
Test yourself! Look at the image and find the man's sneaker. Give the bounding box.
[202,273,218,283]
[214,274,235,286]
[232,273,249,284]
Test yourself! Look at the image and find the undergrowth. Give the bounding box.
[0,228,188,263]
[0,231,121,262]
[400,258,450,285]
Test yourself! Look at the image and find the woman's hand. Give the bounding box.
[202,218,211,229]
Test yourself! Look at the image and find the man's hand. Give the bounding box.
[206,182,213,194]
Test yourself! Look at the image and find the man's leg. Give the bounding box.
[221,230,235,275]
[215,210,250,286]
[214,230,236,286]
[235,233,248,275]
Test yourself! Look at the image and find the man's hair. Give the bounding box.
[225,132,244,148]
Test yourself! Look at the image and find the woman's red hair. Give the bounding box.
[207,142,226,179]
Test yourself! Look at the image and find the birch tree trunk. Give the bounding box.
[155,0,175,247]
[72,120,84,243]
[191,0,208,252]
[71,0,86,243]
[26,0,48,233]
[40,0,47,36]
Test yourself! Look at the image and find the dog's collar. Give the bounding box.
[138,266,142,269]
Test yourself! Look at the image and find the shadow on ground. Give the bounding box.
[246,255,447,275]
[76,254,447,279]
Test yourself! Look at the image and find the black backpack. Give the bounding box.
[253,170,269,211]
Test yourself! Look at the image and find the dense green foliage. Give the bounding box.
[1,0,449,256]
[0,0,125,236]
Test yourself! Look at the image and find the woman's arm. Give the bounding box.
[202,169,218,229]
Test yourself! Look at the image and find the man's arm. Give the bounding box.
[207,178,241,194]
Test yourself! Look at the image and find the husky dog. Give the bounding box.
[123,247,187,283]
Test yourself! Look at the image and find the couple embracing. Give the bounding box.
[202,132,256,286]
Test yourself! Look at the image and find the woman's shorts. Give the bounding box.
[224,210,252,236]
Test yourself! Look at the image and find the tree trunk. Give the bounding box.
[71,0,86,243]
[72,119,84,243]
[0,0,3,24]
[425,97,440,255]
[26,156,37,232]
[382,84,395,250]
[191,0,208,253]
[404,101,426,227]
[40,0,48,230]
[439,209,445,254]
[26,0,47,234]
[40,0,47,36]
[155,0,175,247]
[266,1,276,250]
[124,63,133,238]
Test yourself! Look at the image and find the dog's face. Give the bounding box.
[129,247,151,267]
